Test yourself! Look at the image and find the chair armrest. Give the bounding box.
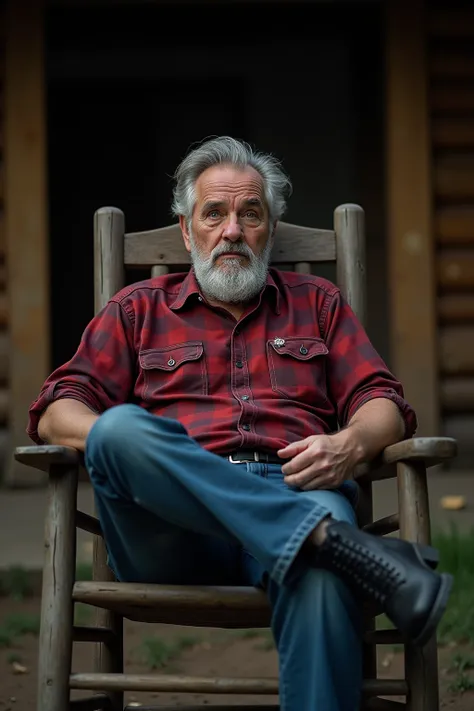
[14,445,82,472]
[355,436,457,484]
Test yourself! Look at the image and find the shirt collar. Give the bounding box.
[170,267,281,314]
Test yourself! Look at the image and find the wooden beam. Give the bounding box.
[4,0,49,485]
[386,0,438,436]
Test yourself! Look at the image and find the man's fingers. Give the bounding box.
[277,438,310,458]
[281,449,317,476]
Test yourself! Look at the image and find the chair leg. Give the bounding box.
[93,535,124,711]
[397,460,440,711]
[37,464,78,711]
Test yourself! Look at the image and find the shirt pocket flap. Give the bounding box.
[139,342,204,372]
[268,337,328,360]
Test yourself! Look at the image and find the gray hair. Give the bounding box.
[171,136,292,225]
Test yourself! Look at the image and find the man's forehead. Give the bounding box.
[195,164,265,200]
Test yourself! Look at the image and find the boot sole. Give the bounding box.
[412,573,453,647]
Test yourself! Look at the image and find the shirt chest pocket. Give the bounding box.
[138,341,208,400]
[267,337,329,402]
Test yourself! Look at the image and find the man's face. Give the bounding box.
[180,164,275,304]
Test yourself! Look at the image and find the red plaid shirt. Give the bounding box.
[28,268,417,451]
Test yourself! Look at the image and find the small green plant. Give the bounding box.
[234,628,262,640]
[450,652,474,674]
[448,673,474,694]
[254,632,275,652]
[0,567,33,600]
[432,526,474,644]
[0,612,40,648]
[6,652,23,665]
[140,635,199,669]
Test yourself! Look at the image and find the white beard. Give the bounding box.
[189,231,273,304]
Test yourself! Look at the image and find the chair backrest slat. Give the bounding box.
[124,221,336,268]
[94,203,366,327]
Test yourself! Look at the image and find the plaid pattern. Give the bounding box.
[27,268,417,451]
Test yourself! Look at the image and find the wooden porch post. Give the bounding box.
[4,0,49,484]
[386,0,439,436]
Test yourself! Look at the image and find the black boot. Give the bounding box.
[314,520,452,647]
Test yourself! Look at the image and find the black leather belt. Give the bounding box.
[225,450,288,465]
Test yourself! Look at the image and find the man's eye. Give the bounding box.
[244,211,259,219]
[207,210,220,219]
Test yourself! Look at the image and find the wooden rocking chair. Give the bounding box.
[15,203,457,711]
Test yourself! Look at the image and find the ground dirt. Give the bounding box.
[0,597,473,710]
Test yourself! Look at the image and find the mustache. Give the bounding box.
[211,242,253,262]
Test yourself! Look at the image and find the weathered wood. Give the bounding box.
[439,293,474,323]
[0,293,8,327]
[363,513,399,536]
[73,581,271,628]
[397,460,439,711]
[441,377,474,412]
[440,326,474,375]
[94,207,125,310]
[4,0,49,485]
[93,205,125,711]
[0,329,9,382]
[443,415,474,464]
[294,261,311,275]
[363,628,403,646]
[365,436,457,470]
[73,625,117,646]
[362,700,407,711]
[92,530,123,711]
[151,264,169,277]
[15,444,81,472]
[76,510,103,537]
[70,696,112,711]
[70,673,408,697]
[334,204,366,325]
[386,0,438,437]
[432,118,474,149]
[434,155,474,202]
[436,207,474,244]
[38,464,78,711]
[125,221,336,268]
[431,85,474,113]
[438,250,474,289]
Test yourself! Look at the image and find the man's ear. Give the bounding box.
[179,215,191,254]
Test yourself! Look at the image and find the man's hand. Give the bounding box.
[277,431,361,491]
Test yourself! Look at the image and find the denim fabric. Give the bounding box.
[85,404,363,711]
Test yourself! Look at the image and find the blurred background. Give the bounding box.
[1,0,473,481]
[1,2,474,708]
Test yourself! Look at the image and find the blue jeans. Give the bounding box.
[85,404,363,711]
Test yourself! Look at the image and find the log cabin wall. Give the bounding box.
[429,2,474,464]
[0,1,8,470]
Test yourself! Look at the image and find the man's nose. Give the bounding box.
[222,215,243,242]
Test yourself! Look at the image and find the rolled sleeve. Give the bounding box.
[323,291,418,438]
[27,301,135,444]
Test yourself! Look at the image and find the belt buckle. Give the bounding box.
[228,452,259,464]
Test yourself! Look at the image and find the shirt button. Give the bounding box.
[168,358,176,366]
[235,360,243,368]
[300,346,308,355]
[241,395,249,401]
[242,424,251,431]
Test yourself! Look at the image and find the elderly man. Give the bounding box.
[28,136,451,711]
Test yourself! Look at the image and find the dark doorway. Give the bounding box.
[46,1,386,370]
